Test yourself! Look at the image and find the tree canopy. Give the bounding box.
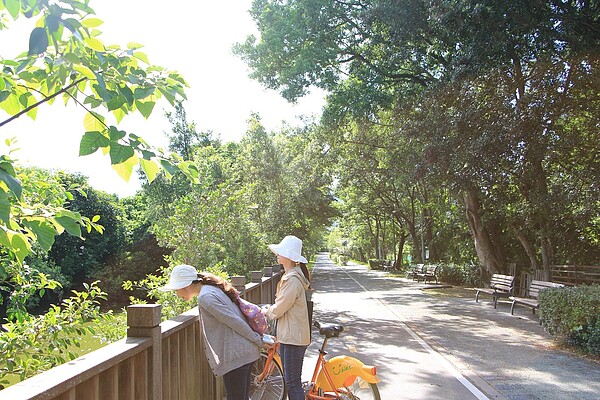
[236,0,600,276]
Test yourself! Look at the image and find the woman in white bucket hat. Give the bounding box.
[159,265,271,400]
[263,235,311,400]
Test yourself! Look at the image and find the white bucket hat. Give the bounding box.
[268,235,308,264]
[159,264,199,291]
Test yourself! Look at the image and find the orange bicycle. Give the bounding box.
[250,320,381,400]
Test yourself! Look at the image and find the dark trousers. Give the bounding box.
[279,343,307,400]
[222,361,253,400]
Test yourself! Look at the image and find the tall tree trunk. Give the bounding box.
[512,224,538,270]
[463,190,504,278]
[540,230,552,280]
[396,232,407,268]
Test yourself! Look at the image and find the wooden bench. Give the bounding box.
[416,265,438,284]
[382,260,395,272]
[474,274,515,309]
[409,264,425,281]
[510,280,565,316]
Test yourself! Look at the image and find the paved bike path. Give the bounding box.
[303,253,600,400]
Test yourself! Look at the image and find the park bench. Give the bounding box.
[409,264,425,281]
[416,264,438,284]
[382,260,396,272]
[509,279,565,317]
[474,274,515,309]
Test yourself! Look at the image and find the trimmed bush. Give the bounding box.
[539,284,600,355]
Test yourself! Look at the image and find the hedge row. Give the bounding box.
[539,285,600,355]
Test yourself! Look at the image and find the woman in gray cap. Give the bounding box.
[263,235,311,400]
[160,265,271,400]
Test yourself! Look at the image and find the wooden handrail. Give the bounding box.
[0,266,284,400]
[0,337,152,399]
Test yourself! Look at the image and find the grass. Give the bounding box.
[422,285,474,298]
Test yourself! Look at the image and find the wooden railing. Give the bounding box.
[549,265,600,286]
[515,265,600,296]
[0,265,283,400]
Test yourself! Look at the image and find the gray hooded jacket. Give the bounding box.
[197,285,262,377]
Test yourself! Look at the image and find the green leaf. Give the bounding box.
[135,100,155,119]
[23,219,57,252]
[28,27,49,56]
[159,159,179,177]
[112,154,138,181]
[82,18,103,28]
[107,94,125,111]
[8,231,31,264]
[141,150,156,160]
[61,18,83,40]
[133,51,150,65]
[73,65,95,79]
[0,191,10,224]
[140,158,160,182]
[54,216,82,237]
[133,86,154,100]
[127,42,144,50]
[5,0,21,19]
[83,112,105,132]
[0,230,10,250]
[0,92,20,115]
[84,37,105,52]
[109,142,135,165]
[108,126,126,141]
[79,131,110,156]
[25,105,37,119]
[118,84,135,106]
[46,14,60,33]
[0,169,22,199]
[64,52,80,63]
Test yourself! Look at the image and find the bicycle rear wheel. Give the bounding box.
[249,353,286,400]
[339,376,381,400]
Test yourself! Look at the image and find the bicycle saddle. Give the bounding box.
[314,321,344,337]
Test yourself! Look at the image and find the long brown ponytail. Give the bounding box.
[298,262,311,289]
[196,272,239,304]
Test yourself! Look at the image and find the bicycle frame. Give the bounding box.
[258,342,283,383]
[254,322,380,400]
[307,334,379,399]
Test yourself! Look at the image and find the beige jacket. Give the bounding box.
[265,267,311,346]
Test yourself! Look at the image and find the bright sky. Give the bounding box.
[0,0,325,197]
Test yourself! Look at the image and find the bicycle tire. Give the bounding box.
[338,376,381,400]
[249,353,286,400]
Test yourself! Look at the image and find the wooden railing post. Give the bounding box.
[232,276,247,295]
[127,304,162,400]
[251,271,263,283]
[263,266,273,277]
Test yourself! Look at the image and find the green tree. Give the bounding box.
[236,0,600,277]
[47,173,126,289]
[0,0,195,269]
[237,116,336,258]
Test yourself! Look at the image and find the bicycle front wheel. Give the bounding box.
[249,353,286,400]
[339,376,381,400]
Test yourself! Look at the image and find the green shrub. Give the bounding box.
[0,282,123,386]
[539,284,600,355]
